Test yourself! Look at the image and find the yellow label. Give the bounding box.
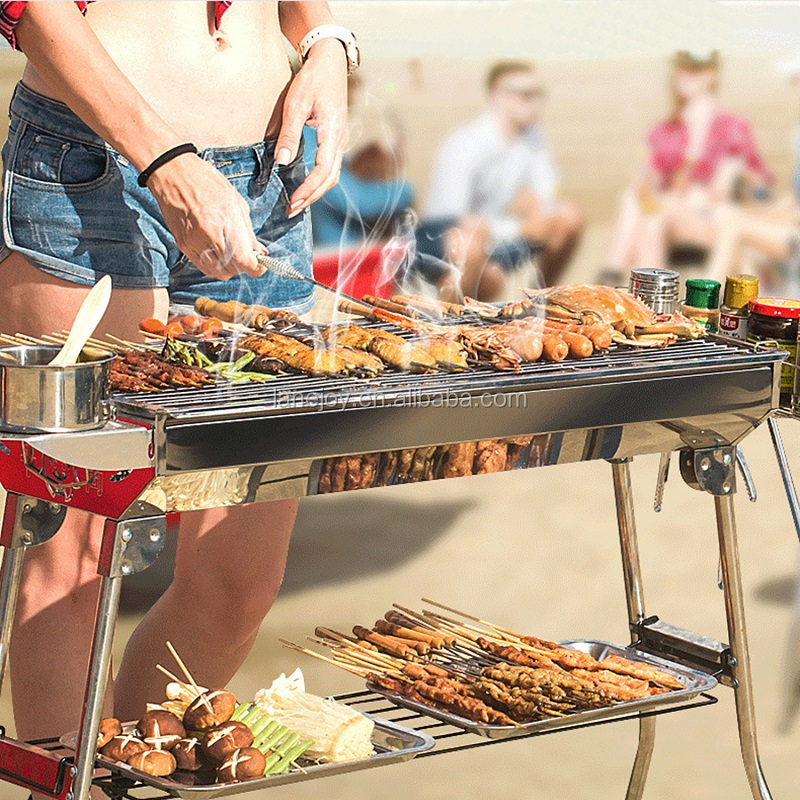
[749,337,796,390]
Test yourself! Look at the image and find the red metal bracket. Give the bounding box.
[0,733,73,799]
[0,440,155,518]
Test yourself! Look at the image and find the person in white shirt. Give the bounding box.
[414,60,583,299]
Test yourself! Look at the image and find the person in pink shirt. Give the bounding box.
[604,50,772,281]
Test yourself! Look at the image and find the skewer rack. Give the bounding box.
[0,333,786,800]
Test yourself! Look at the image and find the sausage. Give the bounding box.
[386,611,458,647]
[330,458,347,493]
[543,325,593,359]
[545,319,613,350]
[507,332,543,362]
[375,619,446,648]
[382,633,430,655]
[317,459,332,494]
[541,334,569,362]
[353,626,417,658]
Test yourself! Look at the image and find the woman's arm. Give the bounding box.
[276,1,348,219]
[14,1,264,279]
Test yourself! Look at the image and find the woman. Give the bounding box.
[604,50,772,280]
[0,0,353,782]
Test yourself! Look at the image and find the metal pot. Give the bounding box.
[0,345,115,433]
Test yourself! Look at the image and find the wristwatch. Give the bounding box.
[298,25,361,74]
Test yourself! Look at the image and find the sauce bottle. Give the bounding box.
[682,279,721,332]
[719,274,759,340]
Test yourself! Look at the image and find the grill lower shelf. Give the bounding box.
[85,690,718,799]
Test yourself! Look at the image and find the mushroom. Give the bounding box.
[200,721,254,765]
[172,737,204,772]
[183,689,237,731]
[100,734,148,763]
[137,710,185,750]
[217,747,266,783]
[96,718,122,750]
[127,749,178,777]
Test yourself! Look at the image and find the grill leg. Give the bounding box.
[611,459,655,800]
[715,494,773,800]
[768,416,800,542]
[0,494,66,697]
[0,546,24,696]
[72,573,122,800]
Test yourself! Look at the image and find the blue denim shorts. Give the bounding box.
[0,82,315,312]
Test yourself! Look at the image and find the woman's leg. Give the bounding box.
[113,501,298,718]
[0,252,169,799]
[706,205,796,283]
[0,251,168,339]
[606,186,647,271]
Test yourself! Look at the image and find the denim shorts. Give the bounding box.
[0,82,315,312]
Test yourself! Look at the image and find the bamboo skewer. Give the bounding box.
[166,641,213,713]
[156,663,185,686]
[278,638,370,678]
[421,598,525,640]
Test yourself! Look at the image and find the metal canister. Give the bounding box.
[629,268,680,314]
[0,345,114,433]
[719,274,759,340]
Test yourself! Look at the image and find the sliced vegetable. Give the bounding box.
[140,318,166,335]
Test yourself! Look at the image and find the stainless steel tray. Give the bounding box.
[369,639,718,741]
[61,714,434,799]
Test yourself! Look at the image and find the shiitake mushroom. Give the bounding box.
[172,737,204,772]
[96,718,122,750]
[217,747,266,783]
[100,734,148,763]
[183,689,237,731]
[137,709,185,750]
[127,749,177,777]
[200,721,254,764]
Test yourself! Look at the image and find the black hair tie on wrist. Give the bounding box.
[137,143,199,187]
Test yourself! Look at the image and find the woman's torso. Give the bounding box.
[21,1,291,146]
[649,110,760,189]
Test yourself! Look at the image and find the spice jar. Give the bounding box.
[747,297,800,407]
[719,274,759,340]
[682,279,721,332]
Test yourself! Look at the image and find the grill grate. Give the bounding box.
[112,336,784,424]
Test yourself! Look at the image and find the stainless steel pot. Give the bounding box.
[0,345,115,433]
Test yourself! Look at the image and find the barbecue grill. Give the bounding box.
[0,333,785,800]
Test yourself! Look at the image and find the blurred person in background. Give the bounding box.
[413,59,583,301]
[706,57,800,289]
[304,73,414,249]
[604,50,772,283]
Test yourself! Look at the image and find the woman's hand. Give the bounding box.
[275,39,348,219]
[148,154,266,280]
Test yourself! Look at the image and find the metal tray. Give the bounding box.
[369,639,718,740]
[61,714,434,799]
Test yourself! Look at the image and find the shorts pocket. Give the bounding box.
[10,121,112,191]
[274,147,307,206]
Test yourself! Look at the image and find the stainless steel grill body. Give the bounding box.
[0,333,785,800]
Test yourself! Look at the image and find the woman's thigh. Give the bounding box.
[661,193,718,248]
[0,251,168,339]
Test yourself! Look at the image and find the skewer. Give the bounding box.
[307,637,398,670]
[156,663,185,685]
[278,638,370,678]
[166,641,213,712]
[421,598,524,639]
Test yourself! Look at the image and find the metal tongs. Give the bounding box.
[256,253,363,306]
[653,447,756,590]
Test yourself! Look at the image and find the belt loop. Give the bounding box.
[257,143,272,187]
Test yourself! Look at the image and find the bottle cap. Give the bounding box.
[749,297,800,319]
[685,279,721,310]
[723,274,759,309]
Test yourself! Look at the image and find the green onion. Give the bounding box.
[230,703,250,722]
